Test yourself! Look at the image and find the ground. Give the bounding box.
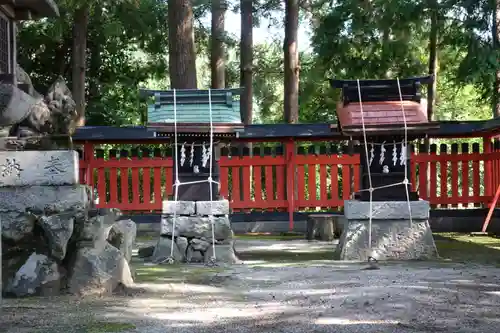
[3,233,500,333]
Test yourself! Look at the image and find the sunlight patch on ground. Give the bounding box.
[140,301,294,323]
[314,318,401,325]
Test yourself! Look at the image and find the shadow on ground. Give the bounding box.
[3,233,500,333]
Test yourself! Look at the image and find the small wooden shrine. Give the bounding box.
[331,76,438,201]
[141,88,244,201]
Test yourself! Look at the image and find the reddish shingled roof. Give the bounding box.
[336,100,428,128]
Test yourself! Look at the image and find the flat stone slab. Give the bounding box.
[0,185,90,213]
[162,201,195,215]
[161,215,232,240]
[334,219,438,261]
[196,200,230,215]
[0,150,79,186]
[344,200,430,220]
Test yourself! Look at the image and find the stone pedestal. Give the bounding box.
[334,200,438,261]
[1,150,136,298]
[306,214,339,241]
[156,199,239,264]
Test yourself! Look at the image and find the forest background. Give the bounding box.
[17,0,500,130]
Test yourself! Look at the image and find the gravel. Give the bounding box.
[3,239,500,333]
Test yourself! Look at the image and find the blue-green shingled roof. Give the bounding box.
[146,88,242,124]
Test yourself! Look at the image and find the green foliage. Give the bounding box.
[16,0,497,127]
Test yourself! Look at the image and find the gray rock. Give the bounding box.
[204,240,240,264]
[186,245,204,263]
[196,200,230,215]
[6,253,61,297]
[67,242,133,296]
[0,185,90,214]
[1,212,36,241]
[37,213,74,260]
[190,238,210,251]
[334,219,438,261]
[107,219,137,262]
[176,236,188,257]
[162,201,195,215]
[152,237,184,263]
[138,245,155,259]
[161,216,232,240]
[335,201,438,261]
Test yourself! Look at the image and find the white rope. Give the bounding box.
[356,80,374,252]
[165,88,218,265]
[169,88,179,260]
[396,78,413,226]
[356,78,414,258]
[208,88,217,262]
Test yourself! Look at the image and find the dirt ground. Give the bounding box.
[3,234,500,333]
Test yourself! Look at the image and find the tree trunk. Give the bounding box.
[168,0,198,89]
[427,0,438,121]
[72,7,89,127]
[494,0,500,118]
[240,0,253,124]
[211,0,226,89]
[283,0,299,124]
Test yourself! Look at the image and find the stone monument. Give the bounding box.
[141,88,243,264]
[1,72,136,296]
[330,76,439,261]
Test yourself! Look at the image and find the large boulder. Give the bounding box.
[204,240,240,264]
[6,253,61,297]
[1,212,36,242]
[107,219,137,262]
[37,213,74,260]
[67,242,133,296]
[152,237,184,263]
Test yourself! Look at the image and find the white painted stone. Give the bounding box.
[196,200,230,215]
[162,201,195,215]
[0,150,79,186]
[0,185,90,213]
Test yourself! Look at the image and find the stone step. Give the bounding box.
[0,150,79,186]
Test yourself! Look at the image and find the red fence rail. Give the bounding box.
[78,140,500,214]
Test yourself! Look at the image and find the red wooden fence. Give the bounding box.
[78,140,500,216]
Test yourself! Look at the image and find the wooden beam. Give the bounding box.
[14,8,32,20]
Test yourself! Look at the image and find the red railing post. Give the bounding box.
[483,135,493,206]
[83,141,94,187]
[285,140,296,231]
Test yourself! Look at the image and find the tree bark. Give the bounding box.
[494,0,500,118]
[72,7,89,127]
[168,0,198,89]
[283,0,299,124]
[211,0,226,89]
[240,0,253,124]
[427,0,438,121]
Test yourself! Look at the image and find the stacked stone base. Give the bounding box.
[152,200,239,264]
[334,200,438,261]
[1,151,137,297]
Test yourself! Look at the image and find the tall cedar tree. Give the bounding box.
[284,0,299,123]
[240,0,253,124]
[168,0,198,88]
[211,0,226,88]
[72,7,89,126]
